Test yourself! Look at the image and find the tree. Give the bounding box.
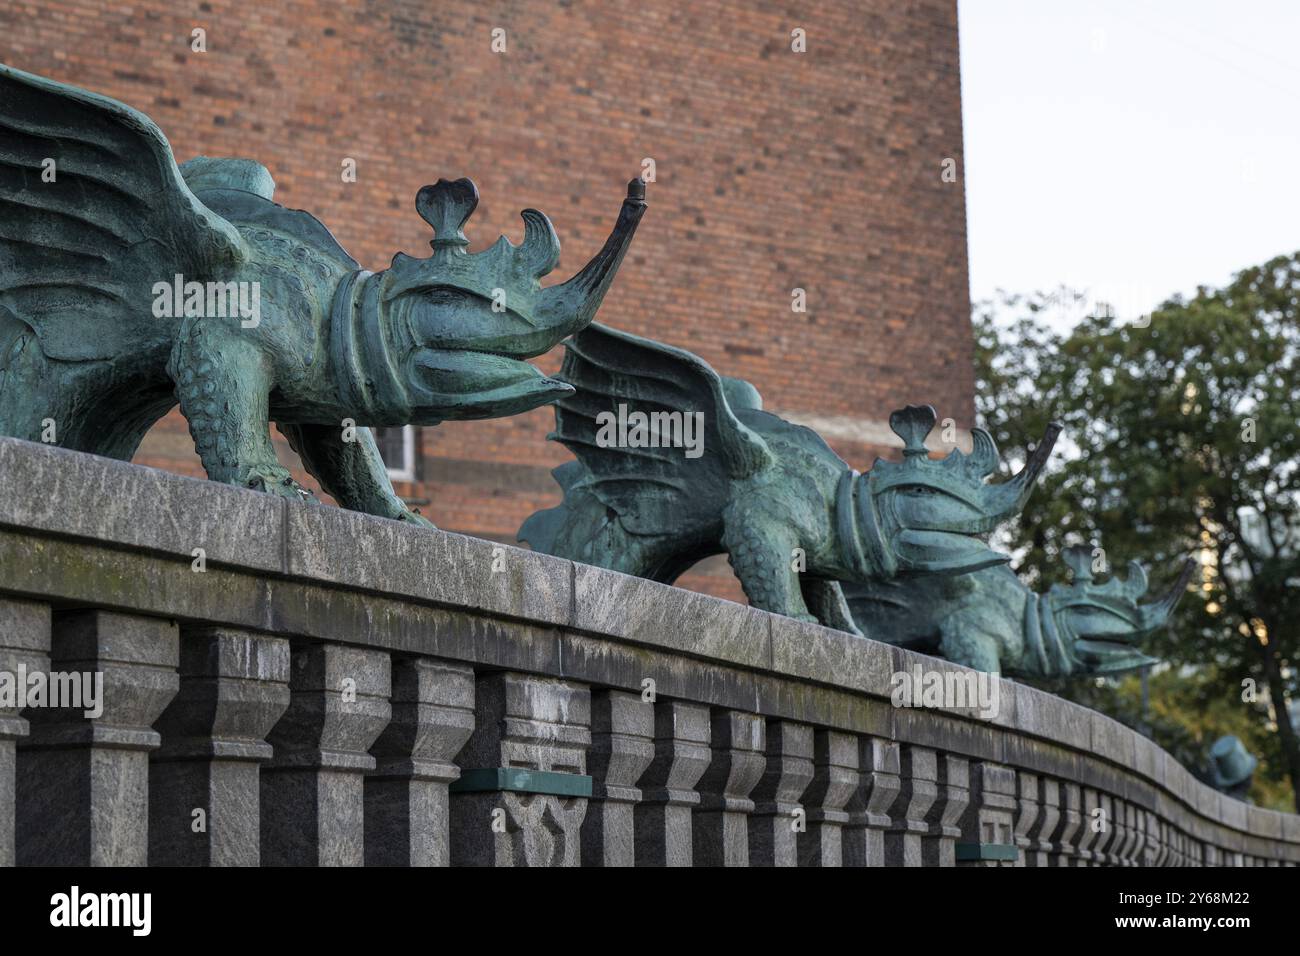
[974,253,1300,812]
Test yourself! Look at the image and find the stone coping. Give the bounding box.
[1,435,1297,851]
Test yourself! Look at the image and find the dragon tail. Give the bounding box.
[518,460,591,557]
[518,460,687,580]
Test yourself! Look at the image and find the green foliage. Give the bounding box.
[975,255,1300,811]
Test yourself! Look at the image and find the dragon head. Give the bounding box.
[1042,545,1196,675]
[842,405,1061,579]
[330,177,647,425]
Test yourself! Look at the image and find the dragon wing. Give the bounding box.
[840,578,917,644]
[551,323,773,536]
[0,63,247,360]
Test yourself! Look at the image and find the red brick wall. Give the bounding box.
[1,0,972,604]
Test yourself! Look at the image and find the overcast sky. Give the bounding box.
[959,0,1300,325]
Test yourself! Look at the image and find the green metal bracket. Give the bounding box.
[955,843,1020,862]
[450,768,593,798]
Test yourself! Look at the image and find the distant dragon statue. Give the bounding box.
[519,323,1060,631]
[844,545,1195,677]
[0,63,646,525]
[1203,735,1257,802]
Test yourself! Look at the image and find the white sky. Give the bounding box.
[959,0,1300,326]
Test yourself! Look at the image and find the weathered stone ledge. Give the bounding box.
[0,436,1296,865]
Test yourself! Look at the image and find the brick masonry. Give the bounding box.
[0,0,972,602]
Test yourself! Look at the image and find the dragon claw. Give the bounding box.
[245,467,316,503]
[395,508,437,530]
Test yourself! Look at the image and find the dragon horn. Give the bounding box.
[518,208,561,279]
[1061,544,1095,584]
[1151,556,1197,617]
[534,178,648,337]
[1124,559,1149,599]
[982,421,1062,521]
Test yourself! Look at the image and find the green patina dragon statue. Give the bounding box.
[844,545,1195,677]
[518,323,1060,630]
[0,63,646,525]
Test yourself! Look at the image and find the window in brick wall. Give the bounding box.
[372,425,417,482]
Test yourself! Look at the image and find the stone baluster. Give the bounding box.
[694,710,765,866]
[1048,781,1082,865]
[1035,777,1063,867]
[149,627,290,865]
[1124,802,1145,865]
[16,610,179,865]
[844,737,900,867]
[1111,797,1132,866]
[1127,806,1144,866]
[1204,843,1221,867]
[1074,788,1101,866]
[747,720,813,867]
[634,700,711,866]
[260,642,391,866]
[1110,799,1128,864]
[0,598,50,867]
[1113,794,1132,867]
[1090,792,1117,866]
[886,745,938,866]
[449,673,591,867]
[1146,816,1161,866]
[922,753,968,867]
[365,658,474,866]
[957,762,1019,865]
[581,689,655,867]
[1154,818,1171,866]
[1014,771,1041,866]
[799,730,859,867]
[1142,811,1160,866]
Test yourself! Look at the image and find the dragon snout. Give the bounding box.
[406,348,572,422]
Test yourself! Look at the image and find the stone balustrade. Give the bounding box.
[0,437,1297,866]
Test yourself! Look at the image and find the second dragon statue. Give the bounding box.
[0,63,646,526]
[519,323,1060,633]
[520,323,1191,678]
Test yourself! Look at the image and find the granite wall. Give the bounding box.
[0,437,1295,866]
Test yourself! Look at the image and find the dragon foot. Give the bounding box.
[243,466,317,504]
[393,507,437,530]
